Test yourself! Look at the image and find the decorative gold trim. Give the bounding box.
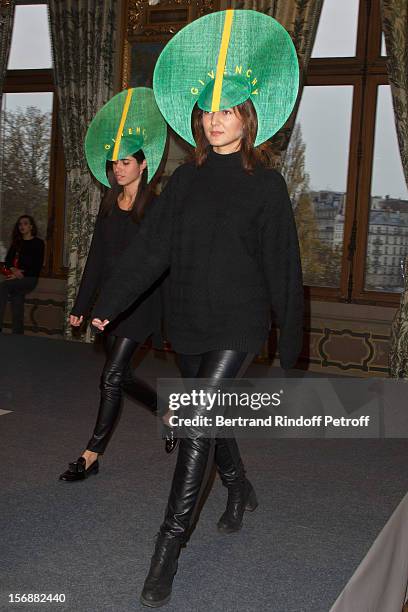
[0,0,12,16]
[121,39,131,90]
[127,0,218,38]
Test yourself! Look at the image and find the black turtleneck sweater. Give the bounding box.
[93,149,304,368]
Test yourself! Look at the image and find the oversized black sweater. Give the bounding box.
[5,237,44,278]
[93,149,304,368]
[72,201,162,342]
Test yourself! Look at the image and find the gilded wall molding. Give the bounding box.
[121,39,131,89]
[127,0,218,39]
[122,0,220,92]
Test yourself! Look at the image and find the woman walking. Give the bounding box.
[92,11,303,607]
[59,88,176,483]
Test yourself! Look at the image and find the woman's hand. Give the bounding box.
[91,318,110,331]
[10,267,24,279]
[69,315,84,327]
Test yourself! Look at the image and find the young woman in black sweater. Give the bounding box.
[0,215,44,334]
[92,10,303,607]
[59,88,175,483]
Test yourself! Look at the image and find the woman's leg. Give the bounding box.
[86,336,140,454]
[0,281,10,331]
[121,364,157,415]
[176,351,256,530]
[161,351,254,535]
[10,290,26,334]
[141,350,252,607]
[104,335,158,416]
[214,436,258,533]
[0,277,36,333]
[116,337,179,452]
[59,336,140,481]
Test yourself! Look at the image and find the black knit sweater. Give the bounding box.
[72,202,162,342]
[93,149,304,368]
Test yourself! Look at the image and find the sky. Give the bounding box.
[3,1,407,200]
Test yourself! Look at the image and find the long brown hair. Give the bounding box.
[100,149,152,223]
[191,99,273,172]
[12,215,38,249]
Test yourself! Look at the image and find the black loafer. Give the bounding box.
[59,457,99,481]
[162,426,179,455]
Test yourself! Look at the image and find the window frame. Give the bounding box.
[302,0,402,306]
[3,3,66,279]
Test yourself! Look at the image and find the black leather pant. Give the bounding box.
[160,350,253,541]
[86,335,157,454]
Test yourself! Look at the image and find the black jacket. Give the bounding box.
[93,150,304,367]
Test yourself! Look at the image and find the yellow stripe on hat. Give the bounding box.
[211,10,234,112]
[112,88,134,161]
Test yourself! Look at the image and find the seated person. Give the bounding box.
[0,215,45,334]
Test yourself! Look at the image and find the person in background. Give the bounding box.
[0,214,44,334]
[58,88,177,484]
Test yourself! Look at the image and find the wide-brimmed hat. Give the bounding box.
[153,9,299,147]
[85,87,167,186]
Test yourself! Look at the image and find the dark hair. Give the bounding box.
[191,99,273,172]
[12,215,38,249]
[100,149,152,223]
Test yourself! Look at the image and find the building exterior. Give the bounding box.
[312,190,346,247]
[317,191,408,292]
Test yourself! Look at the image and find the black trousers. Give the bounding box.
[0,277,37,334]
[86,335,157,453]
[160,350,253,541]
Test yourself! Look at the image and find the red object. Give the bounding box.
[1,254,19,278]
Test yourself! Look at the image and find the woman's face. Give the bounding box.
[112,155,147,187]
[18,217,33,237]
[202,108,244,154]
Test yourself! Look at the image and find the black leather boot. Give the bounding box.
[140,533,182,608]
[215,438,258,534]
[217,478,258,534]
[140,437,214,606]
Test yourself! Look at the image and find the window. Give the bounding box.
[290,0,407,305]
[7,4,52,69]
[0,2,65,277]
[290,86,353,287]
[364,85,408,293]
[312,0,359,58]
[0,92,53,252]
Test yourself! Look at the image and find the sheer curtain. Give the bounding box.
[48,0,117,340]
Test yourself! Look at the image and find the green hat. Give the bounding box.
[85,87,167,187]
[153,9,299,147]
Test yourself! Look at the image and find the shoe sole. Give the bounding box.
[140,594,171,608]
[58,465,99,482]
